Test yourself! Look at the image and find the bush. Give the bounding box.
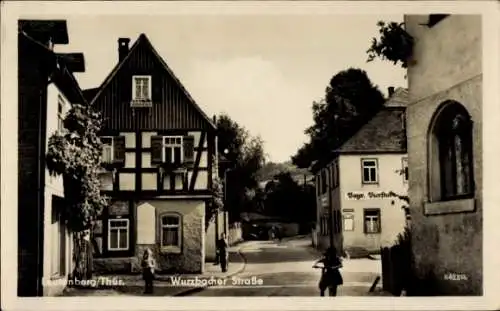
[381,226,415,295]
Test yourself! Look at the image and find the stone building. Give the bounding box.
[405,14,482,295]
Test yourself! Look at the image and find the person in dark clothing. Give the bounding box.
[141,248,156,294]
[217,233,229,272]
[313,247,343,296]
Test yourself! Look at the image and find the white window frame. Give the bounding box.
[364,209,381,234]
[160,213,182,253]
[361,158,379,184]
[402,157,409,183]
[132,75,152,101]
[101,136,114,163]
[343,213,354,231]
[162,136,184,164]
[107,218,129,251]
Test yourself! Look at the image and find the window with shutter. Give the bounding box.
[151,136,163,165]
[183,135,195,166]
[162,136,183,164]
[113,136,126,165]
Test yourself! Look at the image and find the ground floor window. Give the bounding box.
[320,214,330,236]
[363,208,381,234]
[51,196,66,277]
[160,213,182,251]
[343,212,354,231]
[108,219,129,251]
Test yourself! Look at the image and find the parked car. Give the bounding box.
[243,222,269,240]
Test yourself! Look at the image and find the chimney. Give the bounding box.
[118,38,130,62]
[388,87,395,97]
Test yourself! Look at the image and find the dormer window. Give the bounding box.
[131,75,152,107]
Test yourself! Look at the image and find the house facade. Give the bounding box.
[18,20,87,296]
[405,14,482,295]
[86,34,217,274]
[314,88,408,255]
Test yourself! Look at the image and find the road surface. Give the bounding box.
[190,237,382,296]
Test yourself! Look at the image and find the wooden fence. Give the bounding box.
[381,234,413,295]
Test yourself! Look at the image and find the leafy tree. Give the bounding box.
[262,172,316,225]
[206,160,224,231]
[215,114,265,222]
[216,114,248,165]
[366,21,414,69]
[293,68,386,168]
[45,103,108,281]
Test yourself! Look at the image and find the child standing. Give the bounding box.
[141,248,156,294]
[313,247,343,296]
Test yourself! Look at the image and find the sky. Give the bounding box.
[55,14,406,163]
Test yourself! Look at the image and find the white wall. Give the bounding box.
[339,154,408,251]
[404,14,483,294]
[42,84,74,296]
[405,15,481,105]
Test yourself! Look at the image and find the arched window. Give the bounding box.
[428,101,474,202]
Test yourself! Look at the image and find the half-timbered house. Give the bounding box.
[85,34,217,274]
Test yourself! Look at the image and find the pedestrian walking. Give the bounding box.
[268,226,276,240]
[276,226,283,243]
[217,233,229,272]
[141,248,156,294]
[312,247,343,296]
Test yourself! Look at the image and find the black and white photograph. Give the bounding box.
[2,1,499,310]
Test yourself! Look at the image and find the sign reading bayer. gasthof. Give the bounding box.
[345,191,399,200]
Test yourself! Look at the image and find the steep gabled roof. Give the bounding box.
[337,107,407,154]
[82,87,100,103]
[88,33,216,129]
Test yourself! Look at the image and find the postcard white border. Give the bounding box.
[2,1,499,310]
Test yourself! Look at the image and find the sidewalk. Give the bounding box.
[62,245,246,297]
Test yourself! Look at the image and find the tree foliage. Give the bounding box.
[206,159,224,231]
[366,21,414,69]
[45,103,108,232]
[292,68,386,168]
[262,172,316,224]
[216,113,265,222]
[216,114,248,165]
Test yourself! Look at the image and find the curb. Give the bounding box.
[173,245,248,296]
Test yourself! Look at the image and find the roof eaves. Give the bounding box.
[19,31,54,54]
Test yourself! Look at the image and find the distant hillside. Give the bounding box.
[257,161,313,185]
